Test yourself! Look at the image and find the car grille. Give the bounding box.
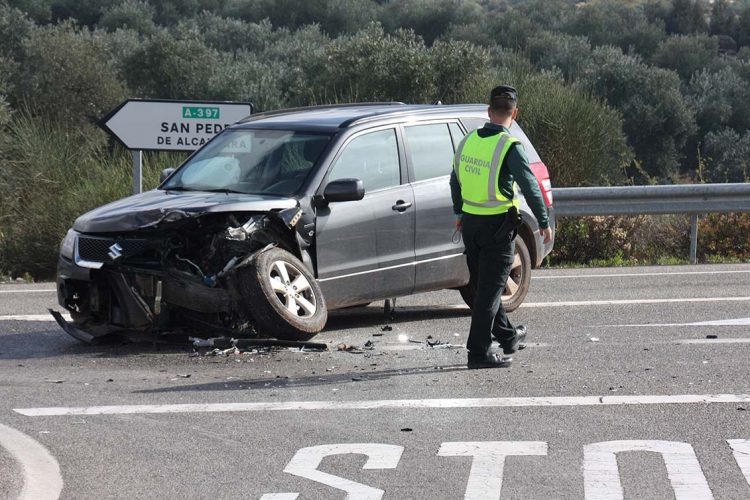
[77,236,152,264]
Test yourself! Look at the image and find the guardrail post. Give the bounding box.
[689,214,699,264]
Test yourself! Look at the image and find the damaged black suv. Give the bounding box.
[56,103,555,342]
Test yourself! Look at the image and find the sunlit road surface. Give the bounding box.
[1,263,749,499]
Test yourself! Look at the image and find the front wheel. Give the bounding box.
[239,248,327,340]
[458,236,532,313]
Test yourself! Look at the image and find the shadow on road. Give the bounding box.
[133,363,469,394]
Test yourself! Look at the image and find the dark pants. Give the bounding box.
[462,213,517,358]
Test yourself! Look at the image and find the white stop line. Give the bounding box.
[0,423,63,500]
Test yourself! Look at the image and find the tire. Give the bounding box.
[458,236,532,313]
[239,247,327,340]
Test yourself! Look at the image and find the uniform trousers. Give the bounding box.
[461,212,518,358]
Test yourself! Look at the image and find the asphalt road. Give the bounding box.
[1,263,749,499]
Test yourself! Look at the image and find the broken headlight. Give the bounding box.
[60,228,78,259]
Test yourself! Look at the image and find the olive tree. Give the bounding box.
[701,129,750,183]
[563,0,666,56]
[15,22,126,126]
[651,34,720,81]
[99,0,157,34]
[581,46,695,180]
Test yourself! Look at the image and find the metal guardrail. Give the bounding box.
[552,183,750,263]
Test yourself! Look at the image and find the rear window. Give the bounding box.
[459,117,542,164]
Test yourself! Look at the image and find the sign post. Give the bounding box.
[99,99,253,194]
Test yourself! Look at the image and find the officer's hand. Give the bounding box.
[455,217,463,232]
[540,227,552,244]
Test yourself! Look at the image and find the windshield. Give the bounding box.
[162,129,332,196]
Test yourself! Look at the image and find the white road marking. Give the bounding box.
[261,444,403,500]
[0,289,56,293]
[0,314,70,322]
[593,318,750,328]
[438,442,547,500]
[676,339,750,345]
[521,297,750,308]
[14,394,750,417]
[533,269,750,279]
[0,423,63,500]
[727,440,750,487]
[584,440,713,500]
[392,297,750,311]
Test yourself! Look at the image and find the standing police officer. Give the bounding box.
[450,85,552,369]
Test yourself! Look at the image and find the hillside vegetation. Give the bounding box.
[1,0,748,278]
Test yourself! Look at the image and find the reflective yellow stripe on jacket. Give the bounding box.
[453,130,520,215]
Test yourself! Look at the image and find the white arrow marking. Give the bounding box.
[0,423,63,500]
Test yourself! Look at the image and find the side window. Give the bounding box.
[328,129,400,192]
[404,124,455,181]
[449,123,465,149]
[460,117,486,134]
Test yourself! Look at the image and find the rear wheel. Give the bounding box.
[239,248,327,340]
[458,236,532,313]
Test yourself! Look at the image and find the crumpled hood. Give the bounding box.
[73,189,298,233]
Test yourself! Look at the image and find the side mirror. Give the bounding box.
[160,168,176,183]
[323,178,365,203]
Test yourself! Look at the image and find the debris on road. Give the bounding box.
[381,325,393,332]
[401,428,413,432]
[590,337,600,342]
[337,343,363,354]
[706,334,718,339]
[45,379,64,384]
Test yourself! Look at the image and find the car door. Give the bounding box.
[404,121,470,291]
[315,126,416,308]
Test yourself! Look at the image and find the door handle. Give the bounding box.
[392,200,412,212]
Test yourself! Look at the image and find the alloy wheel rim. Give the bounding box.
[268,260,317,318]
[502,252,523,300]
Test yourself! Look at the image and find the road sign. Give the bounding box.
[99,99,254,152]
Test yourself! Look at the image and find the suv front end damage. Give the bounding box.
[56,205,310,343]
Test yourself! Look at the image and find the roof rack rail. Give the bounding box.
[238,102,406,123]
[340,104,482,128]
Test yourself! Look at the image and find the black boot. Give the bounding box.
[500,325,527,355]
[467,353,512,369]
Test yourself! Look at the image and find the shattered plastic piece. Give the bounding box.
[381,325,393,332]
[177,374,191,378]
[190,337,233,348]
[589,337,600,342]
[45,380,64,384]
[337,343,363,354]
[363,340,375,350]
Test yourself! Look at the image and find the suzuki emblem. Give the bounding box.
[108,243,123,260]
